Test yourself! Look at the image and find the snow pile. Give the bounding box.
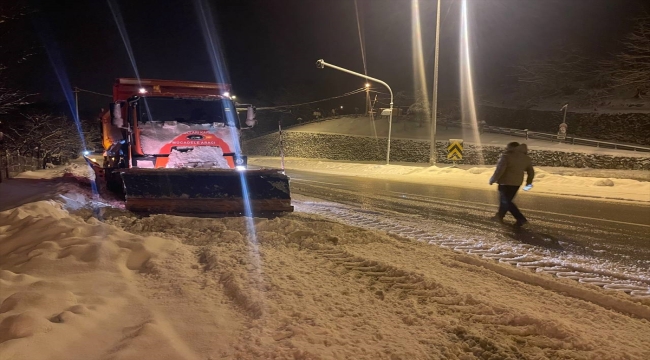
[0,202,192,359]
[0,162,104,213]
[594,178,615,187]
[539,167,650,181]
[166,146,230,169]
[62,162,96,182]
[250,157,650,202]
[2,197,650,358]
[2,166,650,359]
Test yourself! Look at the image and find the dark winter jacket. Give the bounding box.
[489,144,535,186]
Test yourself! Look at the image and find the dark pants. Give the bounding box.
[497,185,526,222]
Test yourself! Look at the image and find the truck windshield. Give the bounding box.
[138,97,239,127]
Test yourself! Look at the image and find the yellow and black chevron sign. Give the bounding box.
[447,139,463,160]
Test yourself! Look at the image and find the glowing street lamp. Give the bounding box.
[316,59,394,165]
[365,83,371,117]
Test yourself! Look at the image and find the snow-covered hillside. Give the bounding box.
[287,117,650,157]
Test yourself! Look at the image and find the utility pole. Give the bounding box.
[430,0,441,165]
[74,86,80,122]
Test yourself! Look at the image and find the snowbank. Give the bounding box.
[249,157,650,203]
[0,163,102,213]
[1,166,650,359]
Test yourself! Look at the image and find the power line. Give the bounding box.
[257,88,367,110]
[368,89,390,95]
[74,87,113,98]
[73,86,370,110]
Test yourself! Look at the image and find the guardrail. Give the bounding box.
[483,125,650,153]
[243,115,356,140]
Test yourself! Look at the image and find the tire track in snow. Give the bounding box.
[309,237,610,355]
[296,200,650,300]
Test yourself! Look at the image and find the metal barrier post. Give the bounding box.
[278,121,285,171]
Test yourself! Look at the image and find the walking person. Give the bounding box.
[479,119,487,134]
[489,142,535,227]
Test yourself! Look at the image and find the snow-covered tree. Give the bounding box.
[512,50,607,105]
[508,16,650,105]
[2,113,87,160]
[607,16,650,98]
[406,90,431,127]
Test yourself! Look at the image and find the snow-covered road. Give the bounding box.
[250,158,650,299]
[294,195,650,299]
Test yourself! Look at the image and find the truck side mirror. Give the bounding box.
[110,102,124,127]
[245,106,256,127]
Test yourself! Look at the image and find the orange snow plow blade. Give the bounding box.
[119,168,293,214]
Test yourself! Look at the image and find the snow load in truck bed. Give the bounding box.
[165,146,230,168]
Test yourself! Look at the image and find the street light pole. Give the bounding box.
[365,82,370,116]
[430,0,441,165]
[316,59,394,165]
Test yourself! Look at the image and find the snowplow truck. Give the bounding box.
[86,78,293,214]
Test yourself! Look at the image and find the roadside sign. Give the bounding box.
[557,123,568,140]
[447,139,463,160]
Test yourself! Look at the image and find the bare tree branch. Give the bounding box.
[510,49,607,106]
[607,16,650,96]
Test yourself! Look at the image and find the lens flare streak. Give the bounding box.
[354,0,380,149]
[107,0,142,81]
[460,0,484,164]
[107,0,154,124]
[35,20,100,198]
[411,0,431,120]
[193,0,260,271]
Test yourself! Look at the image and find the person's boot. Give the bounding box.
[514,219,528,228]
[490,213,504,224]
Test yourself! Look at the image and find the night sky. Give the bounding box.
[22,0,649,113]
